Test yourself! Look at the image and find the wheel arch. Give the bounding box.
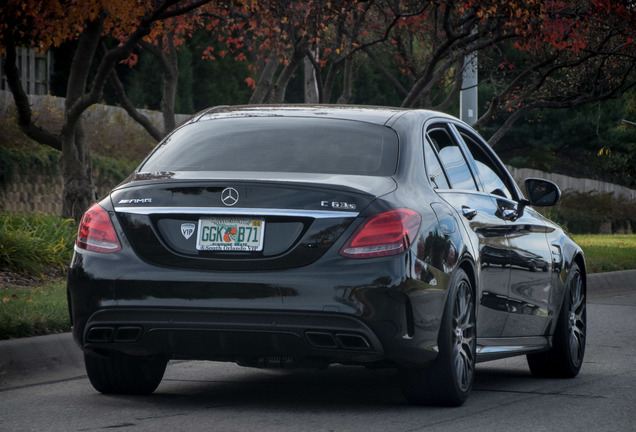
[457,257,478,301]
[573,252,587,288]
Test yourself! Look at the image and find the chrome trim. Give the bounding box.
[114,206,359,219]
[476,344,546,356]
[477,346,532,355]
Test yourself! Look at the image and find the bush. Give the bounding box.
[539,191,636,234]
[0,213,77,275]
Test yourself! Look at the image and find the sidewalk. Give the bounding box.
[0,270,634,389]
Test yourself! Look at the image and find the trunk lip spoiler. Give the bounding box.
[114,206,359,219]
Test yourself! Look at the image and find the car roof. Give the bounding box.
[190,104,438,126]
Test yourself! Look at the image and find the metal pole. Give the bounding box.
[460,50,478,125]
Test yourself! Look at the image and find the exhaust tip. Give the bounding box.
[306,331,338,348]
[86,326,114,343]
[335,333,371,350]
[86,326,142,343]
[113,326,142,342]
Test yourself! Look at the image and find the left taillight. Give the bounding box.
[76,203,121,253]
[339,209,421,259]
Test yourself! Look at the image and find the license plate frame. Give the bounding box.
[196,217,265,251]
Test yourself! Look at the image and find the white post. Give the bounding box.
[460,50,478,125]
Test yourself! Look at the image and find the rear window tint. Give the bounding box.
[140,117,399,176]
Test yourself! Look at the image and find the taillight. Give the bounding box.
[340,209,421,259]
[76,203,121,253]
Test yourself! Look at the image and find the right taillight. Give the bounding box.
[76,203,121,253]
[339,209,421,259]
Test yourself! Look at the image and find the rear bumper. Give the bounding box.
[67,250,447,368]
[79,308,385,365]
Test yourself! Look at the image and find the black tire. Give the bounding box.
[399,268,476,406]
[84,352,168,395]
[527,262,586,378]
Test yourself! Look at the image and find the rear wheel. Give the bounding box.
[84,352,167,395]
[527,263,586,377]
[399,268,476,406]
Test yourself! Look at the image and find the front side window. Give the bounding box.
[457,128,514,200]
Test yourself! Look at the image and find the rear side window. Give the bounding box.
[423,140,449,189]
[426,127,477,191]
[140,117,399,176]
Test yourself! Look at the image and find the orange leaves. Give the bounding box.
[202,46,216,60]
[245,77,256,89]
[120,53,139,68]
[0,0,155,53]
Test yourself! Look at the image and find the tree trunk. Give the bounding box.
[304,48,319,103]
[61,121,96,220]
[336,57,353,104]
[60,19,103,220]
[158,37,178,135]
[268,39,308,104]
[249,53,279,104]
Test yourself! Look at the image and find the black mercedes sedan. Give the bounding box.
[67,105,586,406]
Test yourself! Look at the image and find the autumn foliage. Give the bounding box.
[0,0,635,217]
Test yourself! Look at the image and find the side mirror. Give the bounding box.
[524,178,561,207]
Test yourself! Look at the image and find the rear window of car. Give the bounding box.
[140,117,399,176]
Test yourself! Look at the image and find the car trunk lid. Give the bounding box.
[111,175,396,271]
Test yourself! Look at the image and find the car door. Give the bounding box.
[453,126,554,338]
[423,122,510,339]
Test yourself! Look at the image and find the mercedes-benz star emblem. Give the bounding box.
[221,187,239,206]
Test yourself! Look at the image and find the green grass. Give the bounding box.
[571,234,636,274]
[0,280,71,340]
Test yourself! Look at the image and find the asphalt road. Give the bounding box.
[0,271,634,432]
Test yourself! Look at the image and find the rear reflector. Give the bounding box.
[340,209,421,259]
[76,203,121,253]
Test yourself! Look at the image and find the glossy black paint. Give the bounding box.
[67,105,585,372]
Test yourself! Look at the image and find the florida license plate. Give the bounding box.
[196,217,265,251]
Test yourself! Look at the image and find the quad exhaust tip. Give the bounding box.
[305,331,371,351]
[86,326,142,343]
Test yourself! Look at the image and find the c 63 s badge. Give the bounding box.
[181,223,196,240]
[321,200,357,210]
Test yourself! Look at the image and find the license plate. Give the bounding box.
[196,217,265,251]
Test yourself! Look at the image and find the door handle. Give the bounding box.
[461,206,477,220]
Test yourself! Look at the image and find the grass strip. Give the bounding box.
[0,280,70,340]
[571,234,636,274]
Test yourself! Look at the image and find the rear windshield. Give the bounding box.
[139,117,399,176]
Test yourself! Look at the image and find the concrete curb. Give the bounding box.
[587,269,636,299]
[0,270,634,389]
[0,332,84,389]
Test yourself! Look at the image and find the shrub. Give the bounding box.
[0,212,77,275]
[539,191,636,234]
